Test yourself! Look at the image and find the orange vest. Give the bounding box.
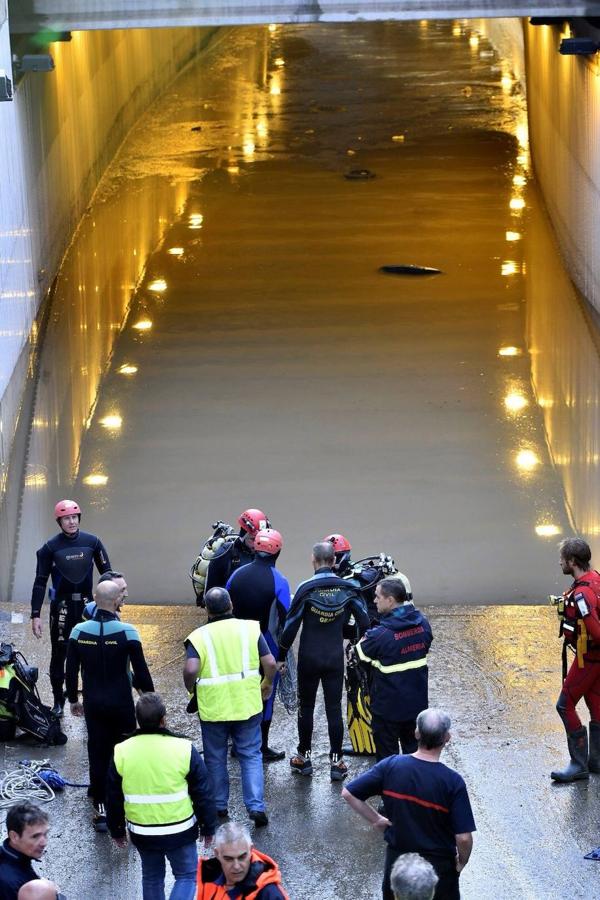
[197,848,289,899]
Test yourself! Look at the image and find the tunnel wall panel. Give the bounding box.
[524,22,600,317]
[0,22,217,599]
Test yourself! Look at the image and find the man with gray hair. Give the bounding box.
[390,853,438,900]
[343,708,475,899]
[197,822,287,897]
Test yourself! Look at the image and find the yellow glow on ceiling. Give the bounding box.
[118,364,138,375]
[505,231,521,242]
[510,197,526,211]
[392,134,405,143]
[99,415,123,430]
[535,524,561,537]
[504,392,528,412]
[498,346,522,357]
[133,319,152,331]
[148,278,167,293]
[83,474,109,486]
[515,449,540,471]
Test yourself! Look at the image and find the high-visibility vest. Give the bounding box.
[0,665,16,721]
[114,733,195,837]
[187,618,262,722]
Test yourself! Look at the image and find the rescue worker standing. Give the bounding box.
[551,538,600,782]
[106,692,216,900]
[30,500,111,716]
[66,581,154,831]
[278,542,370,780]
[226,528,291,762]
[356,578,432,759]
[184,588,277,827]
[204,509,269,594]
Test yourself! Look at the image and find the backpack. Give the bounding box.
[189,521,238,607]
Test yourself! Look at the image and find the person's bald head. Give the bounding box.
[94,580,121,612]
[18,879,59,900]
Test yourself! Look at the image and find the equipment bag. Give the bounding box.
[189,521,237,607]
[0,644,67,746]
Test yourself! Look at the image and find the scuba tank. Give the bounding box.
[189,521,238,607]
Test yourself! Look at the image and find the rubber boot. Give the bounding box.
[551,727,589,782]
[588,721,600,774]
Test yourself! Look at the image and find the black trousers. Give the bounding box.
[382,846,460,900]
[84,704,135,805]
[372,714,418,761]
[49,598,85,703]
[297,658,344,756]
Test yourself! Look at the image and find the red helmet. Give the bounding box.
[238,508,269,536]
[254,528,283,555]
[323,534,352,553]
[54,499,81,520]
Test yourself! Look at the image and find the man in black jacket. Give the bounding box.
[356,577,433,759]
[278,542,370,781]
[65,580,154,832]
[106,693,216,898]
[0,803,62,900]
[30,499,111,716]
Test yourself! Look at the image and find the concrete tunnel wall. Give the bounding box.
[0,20,220,599]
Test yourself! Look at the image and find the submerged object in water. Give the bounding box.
[344,169,376,180]
[379,264,442,276]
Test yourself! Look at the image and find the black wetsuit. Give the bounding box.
[65,609,154,805]
[31,529,111,705]
[278,567,370,757]
[204,536,254,593]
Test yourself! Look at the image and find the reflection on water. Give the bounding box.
[526,196,600,551]
[6,20,600,604]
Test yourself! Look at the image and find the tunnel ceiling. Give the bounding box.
[8,0,600,31]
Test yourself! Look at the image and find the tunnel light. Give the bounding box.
[505,231,521,242]
[189,213,203,230]
[559,38,600,56]
[99,415,122,430]
[513,175,527,187]
[274,57,285,67]
[118,364,138,375]
[504,393,528,412]
[452,24,462,37]
[498,346,522,357]
[133,319,152,331]
[24,470,47,488]
[83,474,108,486]
[501,75,513,92]
[147,278,167,293]
[501,261,519,276]
[510,197,525,211]
[168,247,184,257]
[469,35,479,49]
[268,24,278,32]
[535,524,561,537]
[516,449,540,471]
[243,140,256,157]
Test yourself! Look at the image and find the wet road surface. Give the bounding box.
[4,601,600,899]
[9,20,584,605]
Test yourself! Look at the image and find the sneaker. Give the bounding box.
[290,751,313,776]
[249,810,269,827]
[262,747,285,763]
[93,804,108,833]
[330,755,348,782]
[51,703,64,718]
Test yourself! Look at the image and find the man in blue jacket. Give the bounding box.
[356,577,432,759]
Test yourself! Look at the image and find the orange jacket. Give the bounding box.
[197,848,289,899]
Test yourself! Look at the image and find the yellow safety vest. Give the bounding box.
[114,733,195,836]
[187,618,262,722]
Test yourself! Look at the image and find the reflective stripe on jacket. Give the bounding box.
[187,618,262,722]
[114,733,195,836]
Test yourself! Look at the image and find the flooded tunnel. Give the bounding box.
[2,15,600,899]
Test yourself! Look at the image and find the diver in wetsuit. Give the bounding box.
[30,499,111,715]
[204,508,269,593]
[277,542,369,782]
[227,529,291,762]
